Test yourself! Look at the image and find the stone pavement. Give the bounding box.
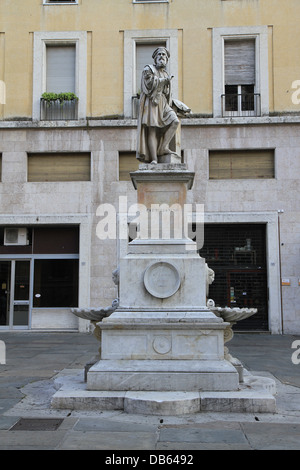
[0,330,300,451]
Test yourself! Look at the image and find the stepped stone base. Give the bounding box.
[51,372,276,415]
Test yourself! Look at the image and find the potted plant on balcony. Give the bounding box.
[41,92,79,120]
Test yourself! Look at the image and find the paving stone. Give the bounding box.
[159,426,248,445]
[0,430,68,449]
[0,399,21,413]
[156,441,252,450]
[73,417,158,433]
[0,415,20,430]
[241,422,300,450]
[58,431,157,450]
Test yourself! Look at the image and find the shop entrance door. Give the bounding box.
[200,224,268,331]
[0,260,31,329]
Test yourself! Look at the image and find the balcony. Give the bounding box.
[221,93,261,118]
[131,95,140,119]
[40,98,78,121]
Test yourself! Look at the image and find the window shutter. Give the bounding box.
[135,42,166,93]
[224,39,255,86]
[46,45,76,93]
[209,150,274,179]
[119,152,139,181]
[28,153,91,182]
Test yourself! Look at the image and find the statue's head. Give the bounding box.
[152,47,170,68]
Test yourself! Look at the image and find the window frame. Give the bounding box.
[43,0,78,5]
[123,29,178,118]
[33,31,87,120]
[212,26,269,118]
[133,1,169,3]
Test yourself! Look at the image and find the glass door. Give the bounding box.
[0,261,11,327]
[12,260,31,327]
[0,260,31,329]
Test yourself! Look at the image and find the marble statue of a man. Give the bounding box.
[136,47,180,164]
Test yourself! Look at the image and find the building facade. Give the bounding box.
[0,0,299,334]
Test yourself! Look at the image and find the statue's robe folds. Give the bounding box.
[136,64,178,162]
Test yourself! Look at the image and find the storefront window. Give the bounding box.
[33,259,78,308]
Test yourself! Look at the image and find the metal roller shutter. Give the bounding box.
[200,223,268,331]
[224,39,256,86]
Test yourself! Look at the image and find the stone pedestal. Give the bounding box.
[87,163,239,397]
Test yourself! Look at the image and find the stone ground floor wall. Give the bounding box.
[0,120,298,334]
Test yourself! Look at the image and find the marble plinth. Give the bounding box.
[86,309,239,393]
[87,359,238,392]
[100,310,226,361]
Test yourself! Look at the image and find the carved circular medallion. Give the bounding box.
[144,261,181,299]
[152,336,172,355]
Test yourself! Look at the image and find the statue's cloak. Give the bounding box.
[136,64,176,162]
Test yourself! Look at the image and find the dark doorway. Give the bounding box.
[200,224,268,331]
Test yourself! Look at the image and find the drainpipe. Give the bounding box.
[277,209,284,334]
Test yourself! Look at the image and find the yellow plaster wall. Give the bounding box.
[0,0,300,118]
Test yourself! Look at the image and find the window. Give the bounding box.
[135,42,167,95]
[212,26,269,118]
[131,41,167,118]
[123,30,178,118]
[46,45,76,94]
[223,39,260,117]
[209,149,275,179]
[33,227,79,254]
[40,45,78,120]
[33,32,87,120]
[33,259,78,308]
[133,1,169,3]
[119,152,139,181]
[43,0,77,4]
[27,153,91,182]
[33,227,79,308]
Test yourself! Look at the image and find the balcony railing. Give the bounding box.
[132,95,140,119]
[44,0,77,3]
[221,93,261,117]
[40,98,78,121]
